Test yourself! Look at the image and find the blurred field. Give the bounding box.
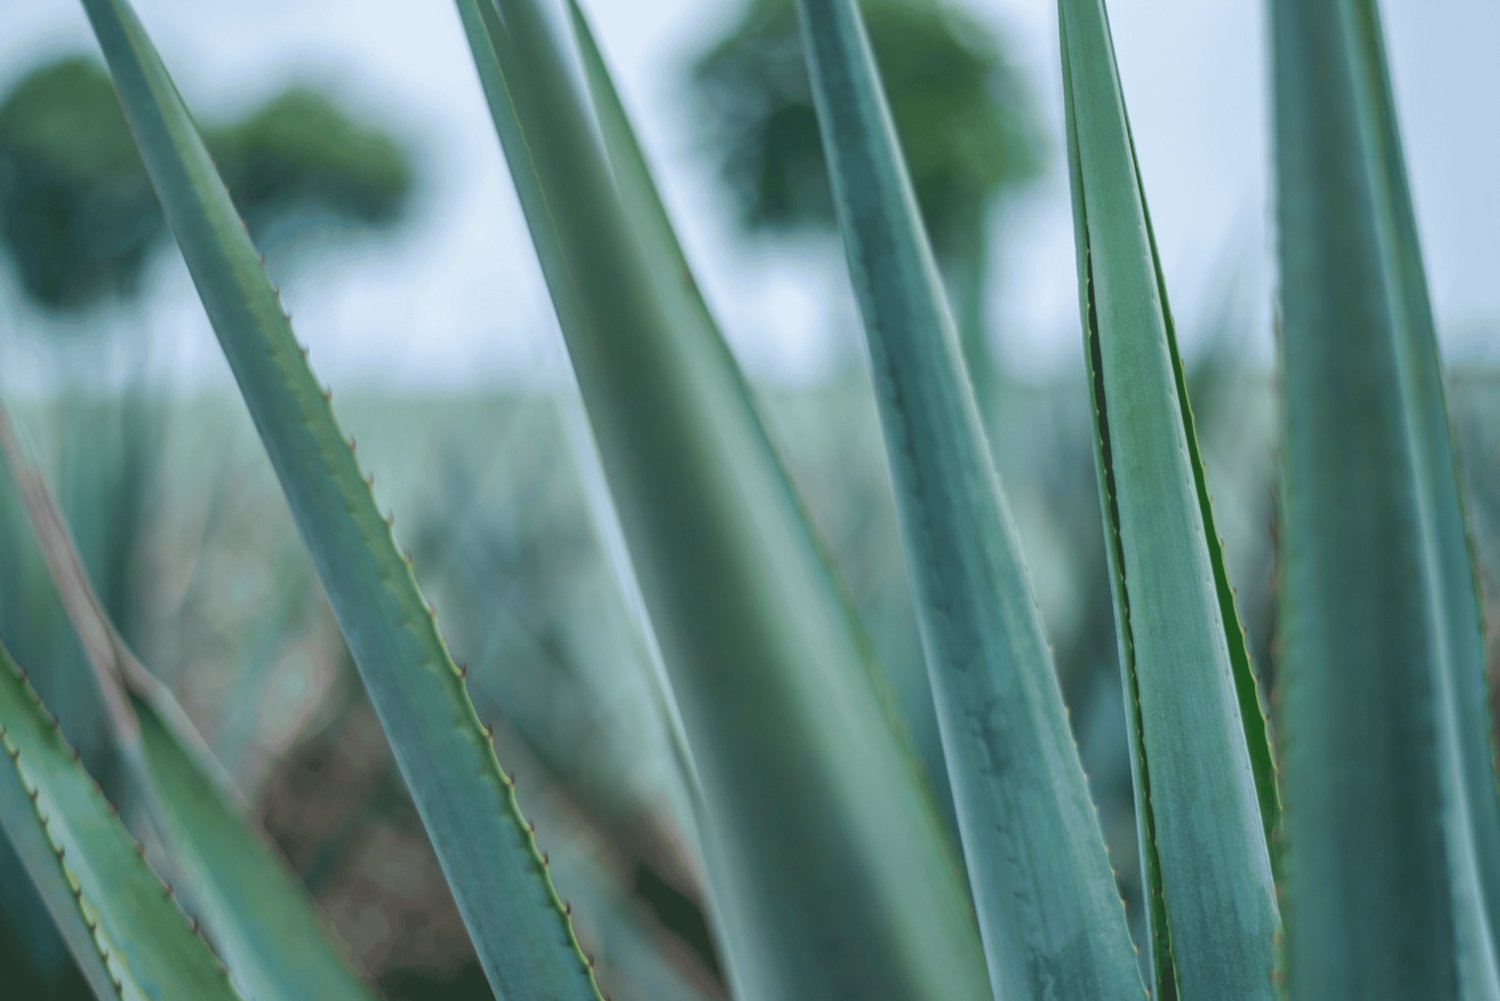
[3,1,1499,993]
[3,359,1498,998]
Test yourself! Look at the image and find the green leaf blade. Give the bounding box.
[564,0,952,827]
[76,2,600,998]
[453,1,990,997]
[130,689,377,1001]
[1348,5,1500,984]
[1131,147,1282,860]
[0,403,376,1001]
[1058,1,1279,997]
[0,641,244,1001]
[794,0,1144,998]
[1273,1,1500,996]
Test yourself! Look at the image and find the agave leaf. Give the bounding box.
[0,640,244,1001]
[452,0,990,996]
[1273,0,1500,996]
[129,691,382,1001]
[565,0,964,841]
[563,0,949,810]
[562,0,717,339]
[792,0,1141,997]
[0,404,378,1001]
[0,403,133,996]
[1058,0,1279,996]
[76,2,600,997]
[1348,1,1500,979]
[562,400,706,826]
[1112,143,1280,860]
[0,735,120,999]
[544,801,723,1001]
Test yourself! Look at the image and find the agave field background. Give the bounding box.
[1,0,1500,999]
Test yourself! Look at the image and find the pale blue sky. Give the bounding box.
[2,0,1497,391]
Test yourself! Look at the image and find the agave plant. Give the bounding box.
[0,0,1493,999]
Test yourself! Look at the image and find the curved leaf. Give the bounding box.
[793,0,1143,997]
[133,689,381,1001]
[76,1,600,998]
[0,403,377,1001]
[452,0,990,997]
[0,640,243,1001]
[1058,0,1280,997]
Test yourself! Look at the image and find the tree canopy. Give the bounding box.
[689,0,1043,258]
[0,56,414,312]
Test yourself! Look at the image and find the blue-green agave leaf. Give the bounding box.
[793,0,1143,997]
[0,640,244,1001]
[1059,0,1280,997]
[1273,0,1500,996]
[564,0,948,811]
[1348,4,1500,980]
[451,0,990,996]
[562,0,933,797]
[0,404,379,1001]
[77,1,600,997]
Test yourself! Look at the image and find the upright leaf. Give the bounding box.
[564,0,965,841]
[564,0,950,806]
[1058,0,1279,997]
[793,0,1141,997]
[564,0,719,336]
[77,1,600,997]
[0,640,244,1001]
[1349,1,1500,978]
[0,404,378,1001]
[452,0,991,997]
[1273,0,1500,996]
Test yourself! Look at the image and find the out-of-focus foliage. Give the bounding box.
[0,393,160,998]
[0,58,158,310]
[8,361,1498,1000]
[210,88,413,235]
[0,56,413,312]
[689,0,1042,257]
[3,0,1499,998]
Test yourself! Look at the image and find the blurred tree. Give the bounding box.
[689,0,1043,410]
[0,55,414,313]
[210,86,413,237]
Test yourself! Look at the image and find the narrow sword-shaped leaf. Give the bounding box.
[1127,149,1281,863]
[76,2,601,997]
[565,0,973,858]
[0,640,244,1001]
[562,0,948,823]
[452,0,990,997]
[0,758,114,997]
[793,0,1142,997]
[1349,2,1500,983]
[1273,0,1499,996]
[0,403,378,1001]
[1058,0,1279,997]
[563,0,720,338]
